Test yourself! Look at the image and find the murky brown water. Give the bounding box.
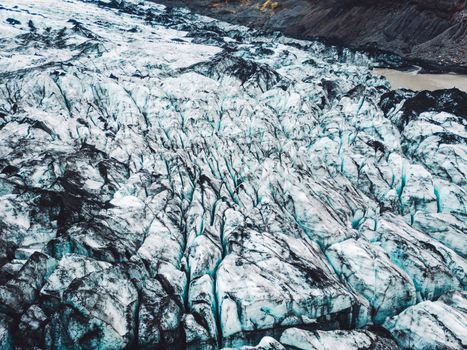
[374,68,467,93]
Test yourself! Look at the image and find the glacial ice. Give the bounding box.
[0,0,465,349]
[384,295,467,349]
[326,238,416,324]
[46,266,139,349]
[280,327,398,350]
[222,336,285,350]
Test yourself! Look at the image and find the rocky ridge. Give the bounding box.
[0,0,466,349]
[156,0,467,72]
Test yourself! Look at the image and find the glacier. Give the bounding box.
[0,0,465,349]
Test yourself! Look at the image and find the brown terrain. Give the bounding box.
[155,0,467,72]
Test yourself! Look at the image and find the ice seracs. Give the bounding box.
[46,266,139,349]
[326,238,416,324]
[280,328,398,350]
[0,252,57,316]
[0,0,465,349]
[384,293,467,349]
[216,228,369,344]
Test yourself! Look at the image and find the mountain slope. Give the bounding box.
[156,0,467,72]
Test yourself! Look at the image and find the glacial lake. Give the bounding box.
[374,68,467,93]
